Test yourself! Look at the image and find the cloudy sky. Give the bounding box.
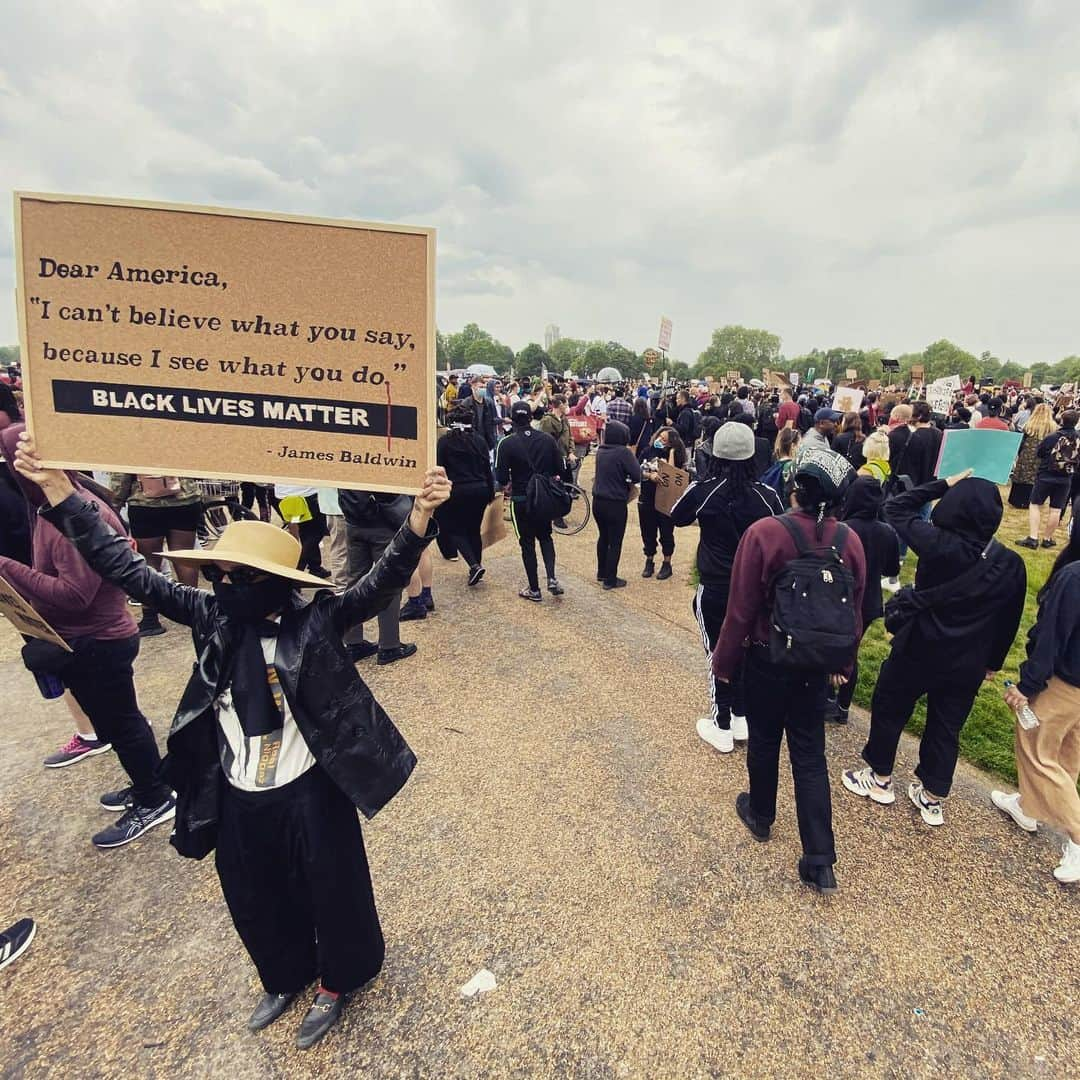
[2,1,1077,365]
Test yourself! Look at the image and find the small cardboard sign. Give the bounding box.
[868,379,881,390]
[845,368,857,379]
[911,364,925,381]
[0,573,72,650]
[1023,372,1033,388]
[654,458,691,516]
[832,386,864,415]
[726,370,740,383]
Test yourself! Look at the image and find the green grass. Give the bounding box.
[852,501,1064,786]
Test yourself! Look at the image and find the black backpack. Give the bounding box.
[768,515,859,672]
[525,473,572,521]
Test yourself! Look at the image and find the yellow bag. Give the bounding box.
[278,494,313,524]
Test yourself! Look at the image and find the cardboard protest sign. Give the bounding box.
[911,364,925,382]
[480,499,507,549]
[926,377,957,416]
[658,317,673,352]
[935,429,1022,485]
[14,192,435,493]
[1022,372,1033,388]
[726,370,740,384]
[832,387,864,415]
[0,574,72,650]
[653,458,691,516]
[845,368,857,379]
[868,380,881,390]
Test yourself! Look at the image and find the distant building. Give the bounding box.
[544,324,561,352]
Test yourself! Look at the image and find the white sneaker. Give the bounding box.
[841,766,896,805]
[908,781,944,827]
[730,714,749,742]
[1053,840,1080,884]
[881,576,901,594]
[990,790,1038,833]
[696,716,734,754]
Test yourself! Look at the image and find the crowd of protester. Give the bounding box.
[2,364,1079,1044]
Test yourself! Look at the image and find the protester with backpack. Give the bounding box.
[672,424,784,755]
[712,448,866,893]
[760,428,800,507]
[842,472,1026,827]
[1017,410,1079,550]
[591,420,642,590]
[495,399,566,601]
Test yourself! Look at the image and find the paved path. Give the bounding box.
[1,505,1076,1078]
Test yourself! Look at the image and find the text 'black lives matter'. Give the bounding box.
[51,381,417,439]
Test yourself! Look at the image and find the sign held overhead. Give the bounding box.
[14,192,436,493]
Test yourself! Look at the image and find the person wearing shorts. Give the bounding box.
[1017,410,1080,551]
[111,474,204,636]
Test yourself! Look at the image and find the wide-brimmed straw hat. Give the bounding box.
[160,520,330,587]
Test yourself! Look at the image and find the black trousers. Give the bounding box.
[343,526,400,649]
[215,767,384,996]
[435,484,489,569]
[297,495,327,572]
[510,501,556,591]
[239,483,271,521]
[63,634,169,809]
[744,648,835,866]
[693,584,745,729]
[864,650,984,797]
[638,498,675,559]
[593,496,628,585]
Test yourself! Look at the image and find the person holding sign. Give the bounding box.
[672,424,784,754]
[14,430,450,1050]
[638,428,686,580]
[0,425,174,849]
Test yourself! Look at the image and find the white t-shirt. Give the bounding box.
[215,635,316,791]
[275,483,317,498]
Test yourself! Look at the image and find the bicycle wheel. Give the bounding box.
[553,484,591,535]
[200,499,256,542]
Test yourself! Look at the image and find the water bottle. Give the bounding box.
[33,671,65,700]
[1003,680,1040,730]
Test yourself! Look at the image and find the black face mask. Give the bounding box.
[213,576,294,622]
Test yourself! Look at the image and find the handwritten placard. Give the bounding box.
[654,457,691,516]
[0,573,72,650]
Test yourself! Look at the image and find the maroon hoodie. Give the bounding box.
[0,424,137,642]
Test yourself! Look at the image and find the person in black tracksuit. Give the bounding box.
[825,476,901,723]
[436,402,496,586]
[842,476,1026,823]
[495,400,564,600]
[638,428,686,579]
[670,422,783,752]
[591,421,642,589]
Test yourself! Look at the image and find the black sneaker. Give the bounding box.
[1041,538,1057,549]
[398,600,427,622]
[519,588,543,603]
[137,618,166,638]
[100,785,134,812]
[467,565,486,587]
[296,990,346,1050]
[1015,537,1039,550]
[547,577,565,596]
[346,640,380,663]
[92,796,176,849]
[602,578,628,591]
[798,858,838,895]
[656,562,673,581]
[826,707,849,725]
[377,643,417,666]
[0,918,35,972]
[422,592,435,612]
[735,793,770,841]
[642,558,655,579]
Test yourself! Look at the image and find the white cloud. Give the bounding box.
[1,0,1077,364]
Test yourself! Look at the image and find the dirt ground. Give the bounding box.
[1,491,1077,1079]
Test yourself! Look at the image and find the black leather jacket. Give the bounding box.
[42,493,435,860]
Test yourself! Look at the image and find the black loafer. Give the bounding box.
[798,858,838,895]
[735,793,770,841]
[248,991,297,1032]
[377,643,418,665]
[296,991,346,1050]
[346,641,379,663]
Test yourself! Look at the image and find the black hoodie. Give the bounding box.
[841,477,900,626]
[884,478,1026,671]
[592,421,642,502]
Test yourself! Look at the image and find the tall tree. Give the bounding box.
[694,326,781,380]
[548,337,588,371]
[515,343,551,381]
